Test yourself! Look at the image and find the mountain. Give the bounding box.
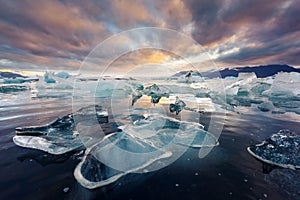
[0,71,27,79]
[172,64,300,78]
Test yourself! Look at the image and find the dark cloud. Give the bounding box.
[184,0,300,66]
[0,0,299,72]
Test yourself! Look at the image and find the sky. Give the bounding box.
[0,0,299,75]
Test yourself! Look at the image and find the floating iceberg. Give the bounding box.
[257,102,274,112]
[0,84,29,93]
[247,130,300,170]
[130,83,170,105]
[177,71,206,83]
[169,96,186,115]
[189,72,300,115]
[74,132,172,189]
[13,105,109,155]
[37,71,74,89]
[2,77,30,84]
[143,84,170,104]
[74,113,218,189]
[43,71,71,83]
[13,105,219,189]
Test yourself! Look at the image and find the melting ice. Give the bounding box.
[13,104,218,189]
[247,130,300,170]
[13,105,109,155]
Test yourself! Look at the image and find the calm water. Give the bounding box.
[0,89,299,200]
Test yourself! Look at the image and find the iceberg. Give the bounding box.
[3,77,29,84]
[130,83,170,105]
[247,130,300,170]
[0,84,29,93]
[74,113,218,189]
[74,132,172,189]
[35,71,76,98]
[143,84,170,104]
[44,71,71,83]
[177,71,205,83]
[169,96,186,115]
[257,102,274,112]
[37,71,74,89]
[187,72,300,115]
[13,105,109,154]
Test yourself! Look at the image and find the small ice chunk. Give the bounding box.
[143,84,169,104]
[131,90,143,106]
[169,96,186,115]
[258,102,273,112]
[63,187,69,193]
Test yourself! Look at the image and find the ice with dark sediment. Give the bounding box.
[130,83,170,105]
[13,105,109,155]
[169,96,186,115]
[143,84,170,104]
[176,71,206,83]
[247,130,300,169]
[74,113,218,189]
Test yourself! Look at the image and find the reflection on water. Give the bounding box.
[0,88,299,200]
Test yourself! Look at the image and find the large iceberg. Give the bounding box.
[188,71,300,115]
[247,130,300,170]
[74,113,218,189]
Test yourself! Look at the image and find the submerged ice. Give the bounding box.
[247,130,300,169]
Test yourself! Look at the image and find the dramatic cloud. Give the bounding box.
[0,0,299,73]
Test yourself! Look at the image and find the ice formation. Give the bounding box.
[13,105,109,155]
[130,83,170,105]
[10,70,300,189]
[36,71,74,90]
[34,71,77,98]
[186,72,300,115]
[0,84,29,93]
[13,103,218,189]
[31,70,300,115]
[177,71,206,83]
[169,96,186,115]
[247,130,300,169]
[74,131,172,189]
[74,113,218,189]
[143,84,170,104]
[2,77,30,84]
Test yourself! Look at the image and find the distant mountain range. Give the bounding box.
[173,64,300,78]
[0,71,27,79]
